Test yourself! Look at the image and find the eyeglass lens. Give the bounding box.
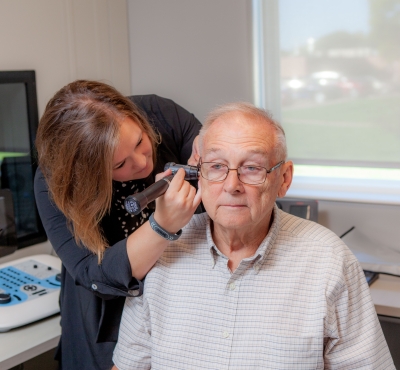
[200,163,267,184]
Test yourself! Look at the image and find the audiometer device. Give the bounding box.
[0,254,61,332]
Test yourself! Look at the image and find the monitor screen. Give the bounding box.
[276,197,318,222]
[0,70,47,251]
[289,204,311,220]
[0,189,17,257]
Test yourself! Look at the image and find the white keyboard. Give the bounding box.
[0,254,61,332]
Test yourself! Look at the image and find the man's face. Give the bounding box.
[199,112,290,232]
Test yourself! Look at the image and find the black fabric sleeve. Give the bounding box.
[129,94,202,170]
[34,168,141,299]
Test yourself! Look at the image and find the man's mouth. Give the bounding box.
[221,204,246,207]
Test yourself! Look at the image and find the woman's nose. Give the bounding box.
[132,152,146,169]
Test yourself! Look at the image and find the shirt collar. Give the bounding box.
[206,204,281,270]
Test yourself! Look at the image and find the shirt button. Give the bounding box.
[229,283,236,291]
[222,331,230,338]
[91,284,98,290]
[254,265,260,272]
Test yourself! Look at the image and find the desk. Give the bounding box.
[0,314,60,370]
[368,274,400,368]
[369,274,400,317]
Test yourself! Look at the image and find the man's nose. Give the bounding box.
[223,169,243,192]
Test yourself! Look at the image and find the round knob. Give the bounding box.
[23,285,37,291]
[0,293,11,304]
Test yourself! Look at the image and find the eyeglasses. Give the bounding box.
[198,159,284,185]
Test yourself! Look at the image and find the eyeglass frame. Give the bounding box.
[197,158,285,185]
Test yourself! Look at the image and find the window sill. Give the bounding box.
[286,165,400,205]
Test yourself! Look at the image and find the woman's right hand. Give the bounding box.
[153,168,202,234]
[126,168,201,280]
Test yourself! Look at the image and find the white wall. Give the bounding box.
[0,0,132,261]
[0,0,131,117]
[127,0,253,123]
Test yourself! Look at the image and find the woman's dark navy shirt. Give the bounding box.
[34,95,202,370]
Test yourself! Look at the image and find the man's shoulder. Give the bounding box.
[154,213,209,266]
[277,209,357,264]
[175,213,209,252]
[278,209,337,241]
[142,214,210,296]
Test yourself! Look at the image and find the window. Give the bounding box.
[253,0,400,204]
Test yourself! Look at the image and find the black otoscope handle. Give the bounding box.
[124,175,174,215]
[124,163,199,216]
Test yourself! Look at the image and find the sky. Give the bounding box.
[279,0,370,51]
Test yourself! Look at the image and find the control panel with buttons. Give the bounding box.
[0,254,61,332]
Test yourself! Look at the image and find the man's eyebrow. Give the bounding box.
[247,148,268,156]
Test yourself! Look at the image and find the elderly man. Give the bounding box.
[112,103,394,369]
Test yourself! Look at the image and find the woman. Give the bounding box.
[34,80,203,369]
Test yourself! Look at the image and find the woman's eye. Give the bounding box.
[136,138,143,147]
[114,161,125,170]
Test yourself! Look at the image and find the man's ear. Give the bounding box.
[187,136,200,166]
[277,161,294,198]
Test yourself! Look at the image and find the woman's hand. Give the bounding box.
[153,168,202,234]
[126,168,201,280]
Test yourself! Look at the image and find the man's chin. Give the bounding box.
[213,215,252,231]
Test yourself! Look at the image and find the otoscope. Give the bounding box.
[124,162,199,215]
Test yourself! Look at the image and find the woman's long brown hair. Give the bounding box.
[36,80,159,262]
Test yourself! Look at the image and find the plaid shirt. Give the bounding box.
[113,207,394,370]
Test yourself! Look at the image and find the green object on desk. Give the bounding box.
[0,152,28,162]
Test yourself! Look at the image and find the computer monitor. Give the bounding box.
[276,197,318,222]
[0,189,17,257]
[0,70,47,255]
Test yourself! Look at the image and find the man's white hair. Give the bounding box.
[199,102,287,161]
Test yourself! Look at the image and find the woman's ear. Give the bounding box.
[277,161,294,198]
